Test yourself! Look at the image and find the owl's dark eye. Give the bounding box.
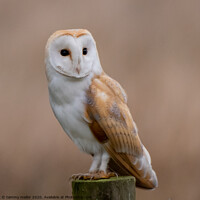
[83,48,87,55]
[60,49,69,56]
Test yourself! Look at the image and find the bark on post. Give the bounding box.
[72,176,136,200]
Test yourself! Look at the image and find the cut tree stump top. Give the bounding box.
[72,176,136,200]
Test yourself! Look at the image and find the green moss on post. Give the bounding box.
[72,176,135,200]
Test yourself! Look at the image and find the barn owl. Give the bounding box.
[45,29,158,189]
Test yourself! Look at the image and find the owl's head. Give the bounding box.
[45,29,102,79]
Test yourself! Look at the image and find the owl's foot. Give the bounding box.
[70,171,117,180]
[91,171,117,179]
[70,173,91,180]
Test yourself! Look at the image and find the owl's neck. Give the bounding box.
[48,69,95,105]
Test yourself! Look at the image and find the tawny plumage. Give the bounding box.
[45,29,158,189]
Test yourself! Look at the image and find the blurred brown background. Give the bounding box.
[0,0,200,199]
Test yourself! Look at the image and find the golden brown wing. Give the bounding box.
[86,74,143,157]
[85,73,158,189]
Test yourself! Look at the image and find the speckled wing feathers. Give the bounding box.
[86,73,143,156]
[84,73,158,189]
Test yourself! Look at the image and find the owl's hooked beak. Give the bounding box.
[75,56,81,74]
[76,65,80,74]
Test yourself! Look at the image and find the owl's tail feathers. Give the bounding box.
[132,146,158,189]
[105,144,158,189]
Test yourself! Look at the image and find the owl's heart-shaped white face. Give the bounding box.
[47,30,98,78]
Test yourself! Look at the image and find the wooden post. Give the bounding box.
[72,176,136,200]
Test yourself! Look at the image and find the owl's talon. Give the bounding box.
[70,171,117,181]
[70,173,85,180]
